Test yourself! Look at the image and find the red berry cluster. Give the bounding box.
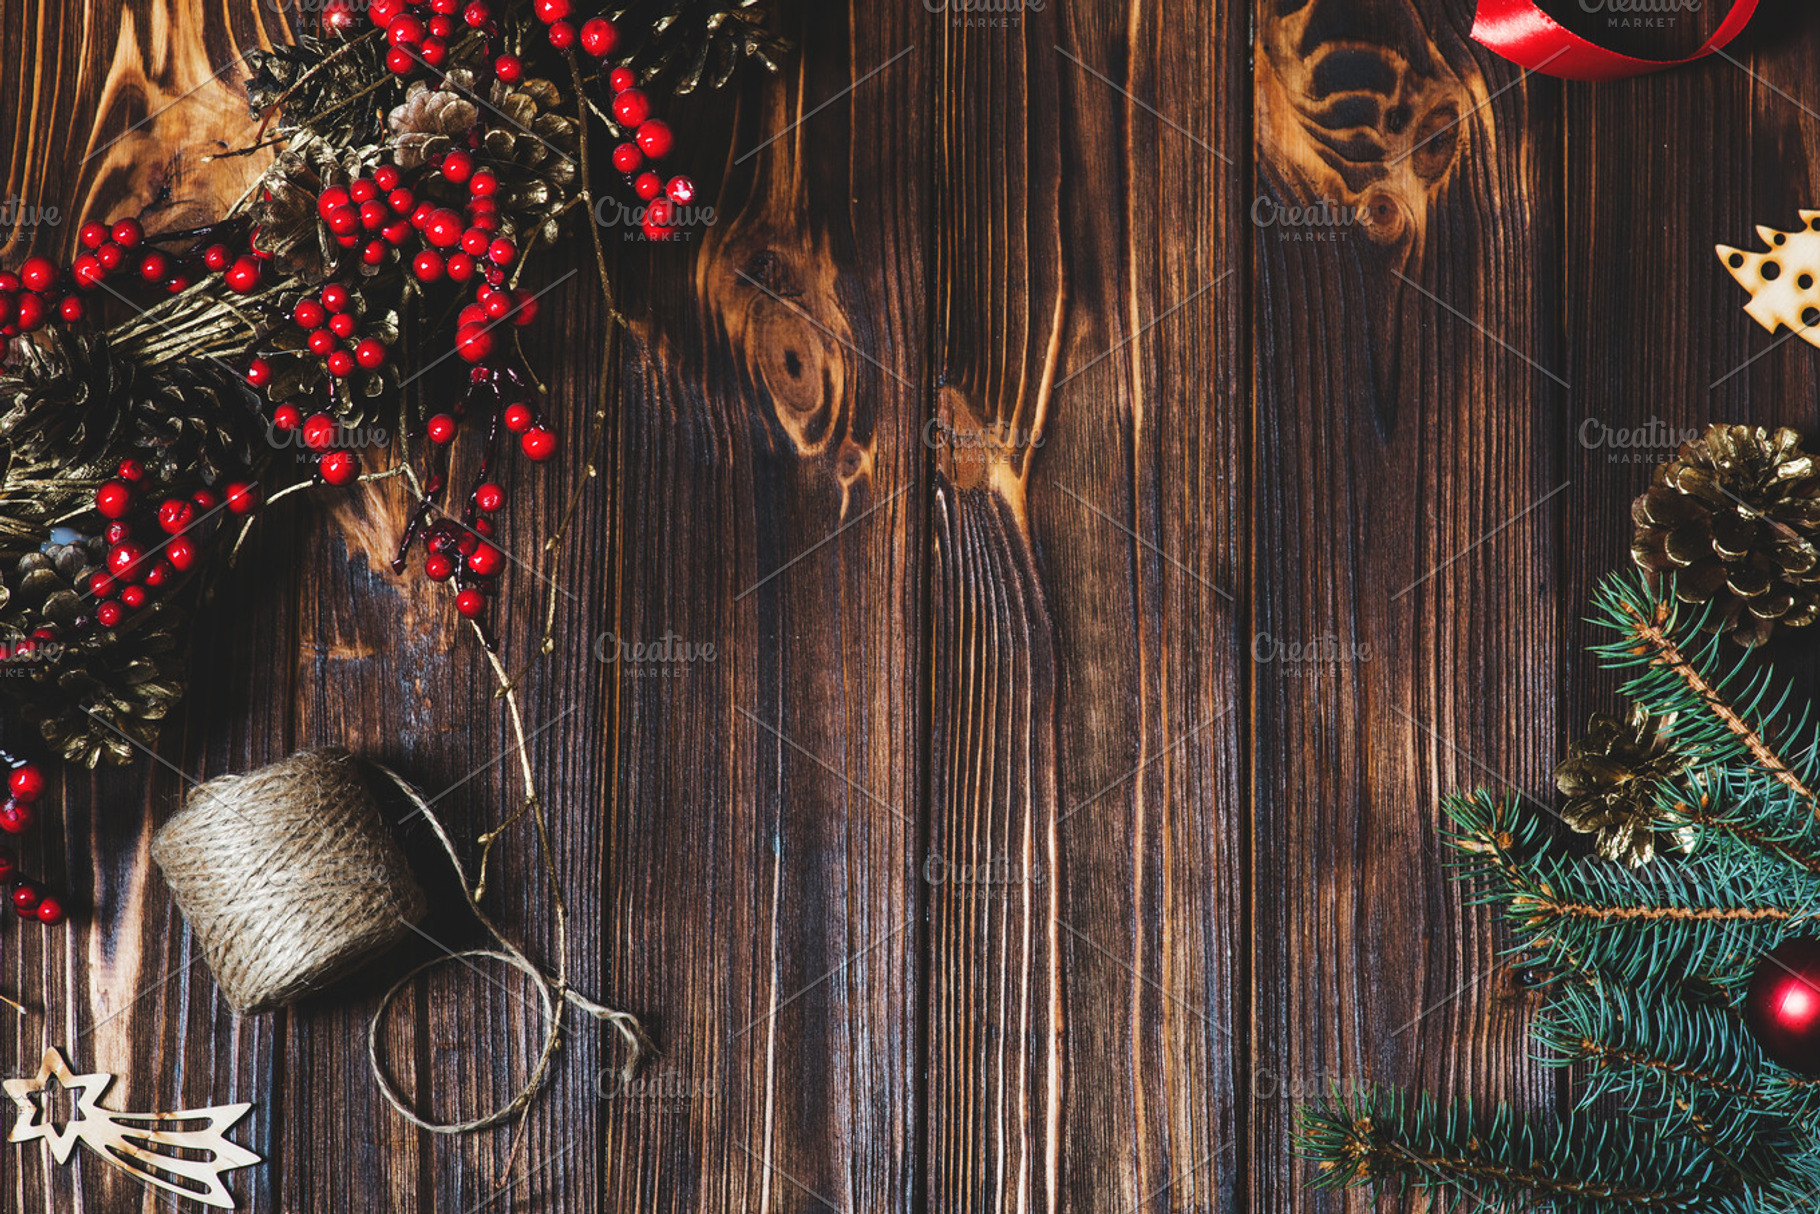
[0,220,189,344]
[393,366,556,625]
[0,760,65,926]
[605,73,693,241]
[87,461,255,629]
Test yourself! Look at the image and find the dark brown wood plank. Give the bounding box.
[594,4,926,1210]
[929,1,1246,1209]
[1249,0,1564,1208]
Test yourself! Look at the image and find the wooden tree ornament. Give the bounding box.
[5,1048,260,1209]
[1717,214,1820,345]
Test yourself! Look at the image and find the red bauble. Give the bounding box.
[1746,938,1820,1075]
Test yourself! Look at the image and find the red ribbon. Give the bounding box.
[1471,0,1759,81]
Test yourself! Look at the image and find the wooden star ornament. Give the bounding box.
[1718,215,1820,346]
[5,1047,260,1209]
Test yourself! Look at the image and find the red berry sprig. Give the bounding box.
[85,461,243,633]
[0,757,66,926]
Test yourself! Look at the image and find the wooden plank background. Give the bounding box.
[2,0,1818,1210]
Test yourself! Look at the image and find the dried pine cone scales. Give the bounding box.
[1553,705,1691,867]
[1632,424,1820,646]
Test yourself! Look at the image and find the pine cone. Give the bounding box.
[388,76,482,170]
[1553,706,1691,867]
[1631,424,1820,647]
[606,0,789,92]
[245,34,390,143]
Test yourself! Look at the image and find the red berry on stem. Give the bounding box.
[329,312,356,339]
[580,16,618,56]
[532,0,569,21]
[203,243,231,271]
[226,257,261,292]
[318,185,351,217]
[494,53,523,82]
[95,243,123,270]
[104,522,129,546]
[157,498,194,534]
[325,204,360,235]
[387,46,415,74]
[88,572,116,598]
[247,358,272,387]
[440,150,474,183]
[427,414,458,444]
[10,880,40,908]
[521,426,557,461]
[424,553,455,581]
[294,299,327,329]
[503,402,534,433]
[455,588,487,617]
[546,20,575,48]
[609,67,637,93]
[108,543,145,579]
[96,601,123,628]
[426,208,464,248]
[95,481,132,519]
[634,172,663,201]
[413,250,445,281]
[486,237,515,266]
[469,170,498,198]
[355,339,387,369]
[14,293,45,331]
[467,542,504,576]
[117,458,142,482]
[446,252,476,282]
[327,349,356,377]
[636,120,674,160]
[0,801,32,835]
[319,451,358,485]
[667,176,696,205]
[510,290,539,326]
[110,217,143,248]
[8,765,45,803]
[225,482,259,514]
[273,403,302,431]
[19,257,57,293]
[167,536,196,572]
[455,324,495,363]
[461,228,491,257]
[612,143,643,174]
[303,413,337,451]
[387,188,415,214]
[613,89,651,129]
[143,561,169,589]
[322,283,350,312]
[120,584,146,609]
[482,292,512,320]
[475,482,504,512]
[307,329,336,355]
[35,896,64,925]
[59,296,85,323]
[80,221,108,249]
[463,0,490,25]
[387,12,425,43]
[375,164,401,191]
[419,36,448,67]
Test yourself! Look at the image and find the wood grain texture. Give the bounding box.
[10,0,1820,1210]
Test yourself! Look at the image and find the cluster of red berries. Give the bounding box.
[393,365,554,622]
[369,0,498,74]
[0,760,65,925]
[604,73,693,241]
[0,220,190,340]
[88,460,256,629]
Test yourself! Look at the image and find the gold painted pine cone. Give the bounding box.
[1553,705,1691,868]
[1631,423,1820,647]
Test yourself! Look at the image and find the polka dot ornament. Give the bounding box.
[1718,214,1820,342]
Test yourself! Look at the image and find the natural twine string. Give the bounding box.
[365,760,651,1134]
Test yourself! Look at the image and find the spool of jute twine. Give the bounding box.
[152,748,426,1015]
[152,748,650,1135]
